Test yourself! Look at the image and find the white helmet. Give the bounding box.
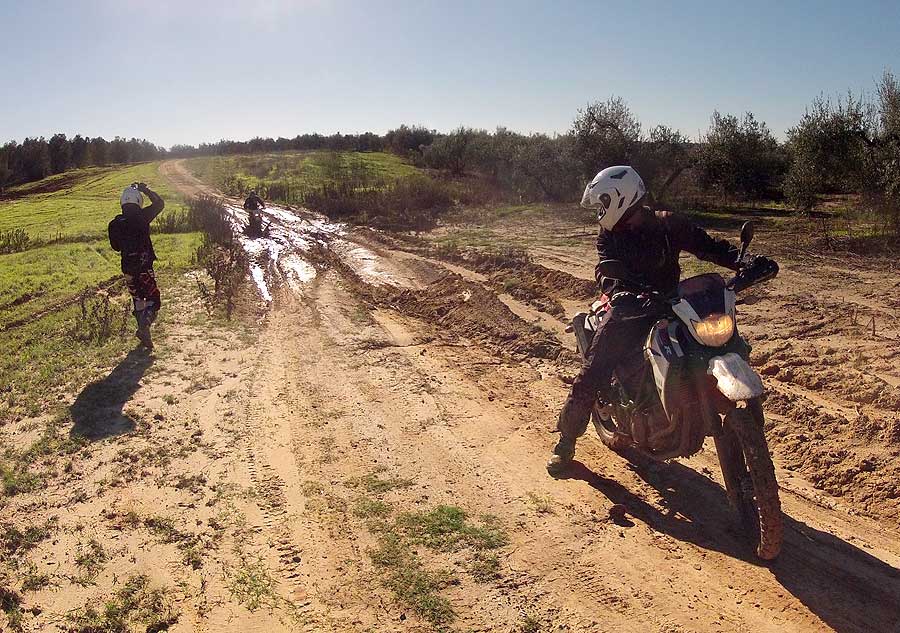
[581,165,647,230]
[121,186,143,208]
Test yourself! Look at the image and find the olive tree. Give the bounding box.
[695,111,786,200]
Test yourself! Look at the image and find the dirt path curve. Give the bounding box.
[159,160,900,632]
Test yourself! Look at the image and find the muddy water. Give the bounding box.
[225,204,412,302]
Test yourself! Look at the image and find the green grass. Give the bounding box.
[369,532,456,630]
[73,538,107,582]
[185,151,419,203]
[0,163,189,241]
[362,502,510,630]
[398,506,508,553]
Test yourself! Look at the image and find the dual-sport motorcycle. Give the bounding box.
[567,222,783,559]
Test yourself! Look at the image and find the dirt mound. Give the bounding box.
[389,243,597,320]
[450,247,597,302]
[385,274,563,360]
[755,341,900,412]
[764,389,900,520]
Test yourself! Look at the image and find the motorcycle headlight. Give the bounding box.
[693,313,735,347]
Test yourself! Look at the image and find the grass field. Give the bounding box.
[0,162,202,423]
[185,151,419,204]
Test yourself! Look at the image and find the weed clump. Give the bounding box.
[363,501,510,628]
[0,228,30,254]
[369,533,456,629]
[67,574,179,633]
[397,505,507,552]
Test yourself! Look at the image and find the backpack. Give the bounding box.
[108,214,128,252]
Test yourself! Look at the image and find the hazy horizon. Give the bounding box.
[2,0,898,148]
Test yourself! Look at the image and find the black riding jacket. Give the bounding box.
[595,209,741,297]
[244,193,265,210]
[120,190,165,274]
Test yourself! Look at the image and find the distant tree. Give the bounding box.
[510,134,581,202]
[110,137,130,164]
[695,111,786,200]
[90,137,109,165]
[0,144,13,192]
[784,94,875,209]
[384,125,435,155]
[571,96,643,178]
[71,135,91,167]
[422,127,480,175]
[634,125,694,204]
[20,137,52,181]
[48,133,72,174]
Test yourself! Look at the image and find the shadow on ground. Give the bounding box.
[562,457,900,633]
[70,349,153,439]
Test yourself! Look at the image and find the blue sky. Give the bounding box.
[1,0,897,147]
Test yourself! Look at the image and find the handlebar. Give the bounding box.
[727,255,779,293]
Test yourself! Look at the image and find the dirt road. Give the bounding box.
[6,161,896,632]
[157,160,900,631]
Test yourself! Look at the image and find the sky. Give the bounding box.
[1,0,898,148]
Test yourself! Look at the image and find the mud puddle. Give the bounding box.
[224,204,416,303]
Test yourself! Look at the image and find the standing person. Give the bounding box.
[108,182,165,351]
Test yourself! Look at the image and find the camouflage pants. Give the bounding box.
[124,269,161,328]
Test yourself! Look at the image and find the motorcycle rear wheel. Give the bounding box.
[591,402,631,451]
[715,398,783,560]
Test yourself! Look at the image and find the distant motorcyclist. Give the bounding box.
[547,166,765,475]
[107,183,165,351]
[243,190,267,237]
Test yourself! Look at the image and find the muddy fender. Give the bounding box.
[707,353,764,402]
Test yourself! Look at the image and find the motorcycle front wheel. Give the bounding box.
[714,398,783,560]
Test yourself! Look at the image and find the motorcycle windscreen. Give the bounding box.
[677,274,727,319]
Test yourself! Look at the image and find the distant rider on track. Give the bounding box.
[243,190,267,237]
[547,166,772,475]
[107,182,165,351]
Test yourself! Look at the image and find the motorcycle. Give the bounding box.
[567,221,783,559]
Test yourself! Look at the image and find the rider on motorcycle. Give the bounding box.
[244,190,266,236]
[547,166,768,475]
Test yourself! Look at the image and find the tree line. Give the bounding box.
[3,70,896,233]
[0,135,166,190]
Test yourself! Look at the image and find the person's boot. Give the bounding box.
[546,436,576,476]
[135,325,153,351]
[134,308,154,351]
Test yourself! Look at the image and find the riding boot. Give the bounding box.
[546,435,577,475]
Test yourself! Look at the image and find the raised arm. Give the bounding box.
[138,183,165,223]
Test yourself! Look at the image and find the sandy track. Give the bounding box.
[152,160,900,632]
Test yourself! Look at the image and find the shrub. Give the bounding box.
[70,291,130,344]
[0,228,30,254]
[695,111,787,201]
[188,196,247,318]
[302,174,454,231]
[154,210,194,234]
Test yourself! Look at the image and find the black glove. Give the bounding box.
[732,255,778,292]
[748,255,778,276]
[137,182,150,193]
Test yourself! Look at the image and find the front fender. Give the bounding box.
[707,353,764,402]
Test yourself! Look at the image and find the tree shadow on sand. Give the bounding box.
[561,457,900,633]
[69,349,153,440]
